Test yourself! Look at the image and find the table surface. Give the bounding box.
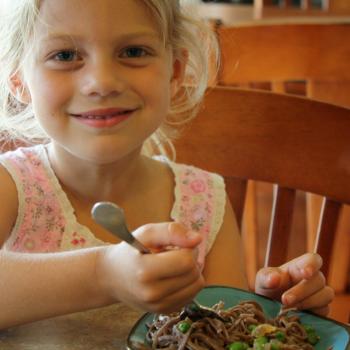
[0,303,144,350]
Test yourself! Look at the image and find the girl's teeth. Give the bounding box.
[86,115,111,119]
[83,112,128,119]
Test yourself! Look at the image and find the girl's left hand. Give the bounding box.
[254,253,335,316]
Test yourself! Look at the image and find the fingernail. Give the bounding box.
[264,270,280,288]
[168,223,200,240]
[302,266,314,278]
[266,273,274,285]
[284,294,296,305]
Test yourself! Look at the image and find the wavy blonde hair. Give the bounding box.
[0,0,219,158]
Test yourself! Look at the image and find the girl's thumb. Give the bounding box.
[132,222,201,251]
[255,267,290,299]
[167,222,202,248]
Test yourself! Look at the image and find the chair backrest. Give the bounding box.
[217,22,350,87]
[215,20,350,293]
[174,86,350,279]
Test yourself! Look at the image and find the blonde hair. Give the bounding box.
[0,0,219,158]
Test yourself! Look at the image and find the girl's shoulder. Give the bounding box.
[0,145,47,247]
[153,155,225,196]
[0,163,19,246]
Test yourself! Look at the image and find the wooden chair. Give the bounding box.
[217,22,350,107]
[216,21,350,294]
[174,86,350,322]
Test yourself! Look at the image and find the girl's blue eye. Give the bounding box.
[54,50,78,61]
[121,47,148,58]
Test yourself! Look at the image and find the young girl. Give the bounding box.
[0,0,333,330]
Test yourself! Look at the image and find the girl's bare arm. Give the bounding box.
[0,247,113,329]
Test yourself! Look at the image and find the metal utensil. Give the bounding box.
[91,201,151,254]
[91,201,226,322]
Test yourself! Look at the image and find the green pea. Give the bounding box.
[254,336,268,350]
[227,341,249,350]
[248,324,257,332]
[177,321,191,333]
[307,332,320,345]
[255,336,268,345]
[274,331,285,342]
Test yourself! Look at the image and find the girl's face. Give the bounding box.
[17,0,185,163]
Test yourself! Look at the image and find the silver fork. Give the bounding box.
[91,201,150,254]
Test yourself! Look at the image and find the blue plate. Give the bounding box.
[127,286,350,350]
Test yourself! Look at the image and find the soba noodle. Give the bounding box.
[132,300,322,350]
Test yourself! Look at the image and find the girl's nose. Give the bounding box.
[80,59,126,98]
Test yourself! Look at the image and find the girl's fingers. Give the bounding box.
[289,286,335,311]
[280,253,323,284]
[138,271,205,307]
[255,254,324,298]
[255,267,290,299]
[140,248,200,281]
[281,271,326,306]
[133,222,202,250]
[308,305,330,317]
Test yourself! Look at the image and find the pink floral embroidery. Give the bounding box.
[173,163,216,268]
[190,179,206,193]
[71,239,80,246]
[2,146,70,253]
[70,233,86,246]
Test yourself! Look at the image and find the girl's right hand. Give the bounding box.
[96,222,205,314]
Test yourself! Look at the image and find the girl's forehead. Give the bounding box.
[36,0,163,39]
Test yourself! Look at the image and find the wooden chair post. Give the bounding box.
[265,186,296,267]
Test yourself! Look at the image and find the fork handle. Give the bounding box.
[131,239,152,254]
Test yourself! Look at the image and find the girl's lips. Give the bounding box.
[74,108,134,118]
[70,108,136,128]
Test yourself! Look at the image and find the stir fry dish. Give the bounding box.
[142,300,322,350]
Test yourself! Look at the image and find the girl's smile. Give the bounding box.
[70,107,139,129]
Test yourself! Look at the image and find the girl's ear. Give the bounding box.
[9,72,31,104]
[170,49,189,98]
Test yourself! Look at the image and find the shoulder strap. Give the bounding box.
[0,145,65,252]
[169,161,226,268]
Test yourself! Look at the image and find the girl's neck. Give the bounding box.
[46,143,150,204]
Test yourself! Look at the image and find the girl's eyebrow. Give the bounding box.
[40,30,161,44]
